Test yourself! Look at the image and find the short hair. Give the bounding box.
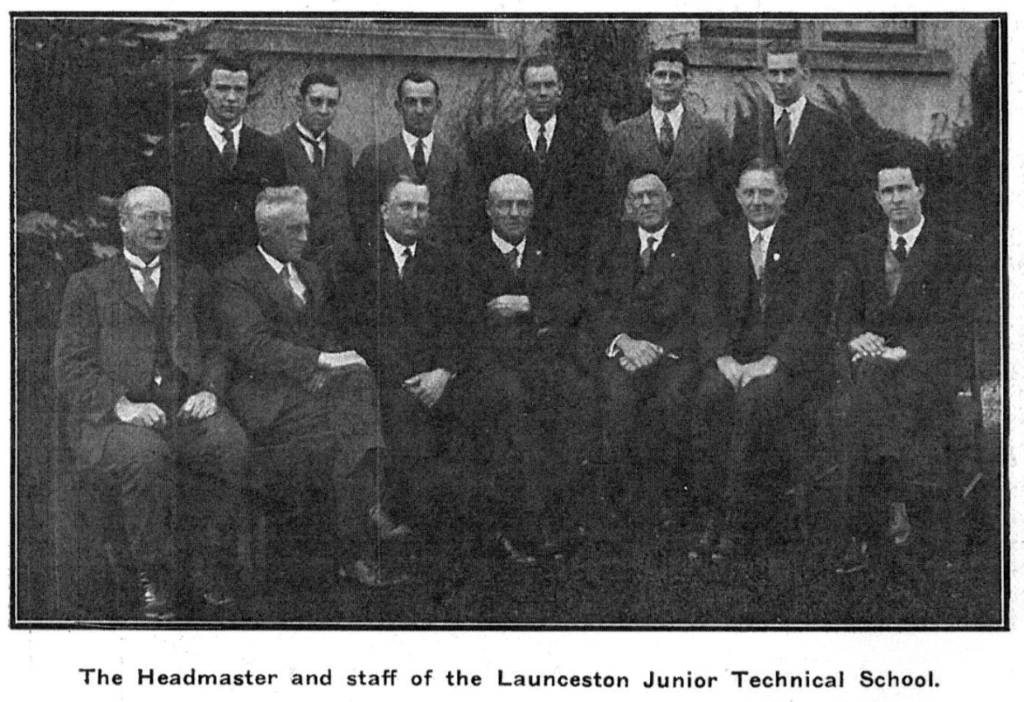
[118,186,170,217]
[396,71,440,101]
[648,48,690,75]
[625,172,668,196]
[488,173,533,203]
[737,157,787,190]
[382,176,429,206]
[255,186,308,230]
[518,54,560,85]
[202,51,252,87]
[764,39,810,68]
[299,72,340,97]
[874,148,924,188]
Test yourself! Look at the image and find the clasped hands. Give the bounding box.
[716,355,779,390]
[115,390,217,428]
[403,368,453,409]
[307,350,369,392]
[487,294,531,318]
[615,334,666,373]
[848,332,907,363]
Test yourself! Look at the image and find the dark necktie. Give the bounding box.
[131,264,159,307]
[399,247,413,280]
[894,236,908,263]
[504,248,520,276]
[535,123,548,164]
[658,114,674,160]
[775,109,791,162]
[640,236,656,270]
[279,266,305,309]
[413,139,427,183]
[221,129,237,171]
[298,130,325,169]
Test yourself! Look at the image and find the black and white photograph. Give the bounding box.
[7,8,1009,648]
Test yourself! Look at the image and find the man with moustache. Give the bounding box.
[55,186,249,620]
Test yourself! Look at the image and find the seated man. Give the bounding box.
[691,159,829,561]
[836,157,972,573]
[461,173,585,563]
[215,186,405,587]
[55,186,249,620]
[589,173,707,526]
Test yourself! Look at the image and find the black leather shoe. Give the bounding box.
[339,559,410,587]
[140,575,175,622]
[836,537,869,574]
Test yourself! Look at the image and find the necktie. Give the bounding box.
[399,247,413,280]
[751,232,766,280]
[132,265,159,307]
[413,139,427,183]
[640,236,656,270]
[775,109,791,162]
[504,248,520,275]
[535,123,548,163]
[894,236,908,263]
[221,129,237,170]
[658,114,674,160]
[279,266,305,309]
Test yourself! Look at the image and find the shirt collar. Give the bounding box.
[773,95,807,124]
[124,249,160,269]
[637,222,669,250]
[295,121,326,143]
[650,103,684,134]
[402,130,434,158]
[491,231,526,257]
[384,230,417,261]
[524,112,557,142]
[257,245,289,275]
[889,215,925,251]
[747,221,778,246]
[205,113,242,145]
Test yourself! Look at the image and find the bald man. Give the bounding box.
[55,186,249,620]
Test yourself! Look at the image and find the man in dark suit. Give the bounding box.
[148,51,288,270]
[835,159,972,573]
[460,173,585,563]
[605,48,731,231]
[690,159,829,562]
[55,186,249,620]
[274,72,356,258]
[352,71,472,248]
[216,186,406,587]
[472,55,605,272]
[323,177,467,530]
[589,173,707,526]
[729,40,864,257]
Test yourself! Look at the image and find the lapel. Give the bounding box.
[192,124,231,178]
[727,220,756,314]
[668,108,704,170]
[891,222,936,308]
[785,102,819,170]
[518,237,545,284]
[284,124,321,181]
[375,233,403,288]
[111,256,154,319]
[648,223,686,280]
[638,113,663,165]
[251,249,304,318]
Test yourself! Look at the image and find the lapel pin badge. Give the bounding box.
[773,253,781,262]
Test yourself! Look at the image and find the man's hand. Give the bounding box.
[740,355,779,387]
[615,334,663,372]
[716,355,744,390]
[178,390,218,421]
[879,346,908,363]
[487,294,531,318]
[317,350,368,371]
[115,396,166,428]
[403,368,453,408]
[849,332,887,362]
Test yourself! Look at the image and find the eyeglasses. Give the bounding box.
[133,211,173,226]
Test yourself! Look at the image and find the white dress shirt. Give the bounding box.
[204,114,242,154]
[295,121,327,166]
[637,222,669,256]
[889,215,925,254]
[401,130,434,164]
[772,95,807,145]
[258,245,307,301]
[748,221,778,258]
[650,103,684,140]
[384,230,418,276]
[124,249,161,292]
[525,113,557,151]
[491,231,526,269]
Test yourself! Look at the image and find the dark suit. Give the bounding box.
[472,111,606,268]
[838,223,973,538]
[352,134,473,247]
[274,124,356,256]
[589,220,708,514]
[605,109,731,230]
[215,248,384,557]
[54,255,248,587]
[148,123,288,269]
[730,100,864,254]
[692,216,829,528]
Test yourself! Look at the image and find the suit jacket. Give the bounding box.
[838,222,973,395]
[701,216,829,374]
[605,109,731,229]
[472,111,606,265]
[463,232,583,368]
[215,248,342,432]
[730,100,862,235]
[352,134,473,247]
[55,256,227,466]
[323,234,468,388]
[147,122,288,270]
[589,220,708,363]
[274,123,356,255]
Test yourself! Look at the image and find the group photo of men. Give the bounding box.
[15,17,1004,626]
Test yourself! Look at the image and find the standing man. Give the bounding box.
[55,186,249,620]
[605,48,731,231]
[730,40,863,256]
[353,71,472,247]
[690,159,829,562]
[835,157,972,573]
[148,51,288,270]
[216,186,407,587]
[589,173,707,527]
[275,72,356,258]
[472,55,605,271]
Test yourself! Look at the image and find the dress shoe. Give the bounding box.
[139,574,175,622]
[888,501,911,546]
[339,559,410,587]
[497,534,537,566]
[835,537,869,574]
[370,504,412,540]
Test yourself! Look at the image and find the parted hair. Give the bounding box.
[255,186,308,230]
